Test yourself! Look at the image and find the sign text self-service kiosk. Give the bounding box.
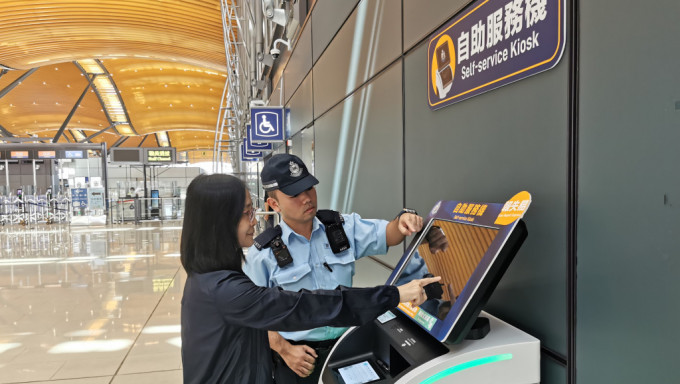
[321,192,539,384]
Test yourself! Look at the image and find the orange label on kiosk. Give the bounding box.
[397,302,419,318]
[494,191,532,225]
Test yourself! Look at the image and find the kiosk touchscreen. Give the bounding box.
[321,192,539,384]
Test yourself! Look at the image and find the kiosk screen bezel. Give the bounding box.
[386,200,526,343]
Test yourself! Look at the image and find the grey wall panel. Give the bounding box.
[542,360,566,384]
[403,0,469,51]
[312,0,402,118]
[311,0,360,64]
[288,126,314,177]
[284,25,312,104]
[286,71,314,136]
[314,62,404,267]
[271,75,284,106]
[578,1,680,383]
[404,41,569,354]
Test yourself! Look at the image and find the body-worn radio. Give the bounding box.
[316,210,350,254]
[253,226,293,268]
[270,237,293,268]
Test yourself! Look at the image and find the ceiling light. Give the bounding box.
[71,130,86,141]
[156,131,170,147]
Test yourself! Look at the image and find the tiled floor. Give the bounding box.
[0,222,185,384]
[0,221,393,384]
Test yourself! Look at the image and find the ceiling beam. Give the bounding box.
[112,136,129,148]
[80,125,114,143]
[52,74,94,143]
[138,135,149,147]
[0,123,15,138]
[0,68,37,100]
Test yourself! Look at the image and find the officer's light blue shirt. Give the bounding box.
[243,212,388,342]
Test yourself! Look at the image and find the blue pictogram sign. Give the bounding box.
[250,107,285,143]
[240,141,262,162]
[245,123,273,151]
[71,188,88,209]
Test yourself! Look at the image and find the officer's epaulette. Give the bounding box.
[253,225,282,250]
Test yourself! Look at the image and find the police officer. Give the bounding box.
[244,154,426,383]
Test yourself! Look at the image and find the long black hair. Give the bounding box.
[180,174,246,274]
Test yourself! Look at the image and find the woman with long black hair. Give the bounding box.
[180,174,439,383]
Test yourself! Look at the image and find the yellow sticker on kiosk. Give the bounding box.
[494,191,532,225]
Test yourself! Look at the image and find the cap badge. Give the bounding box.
[289,161,302,177]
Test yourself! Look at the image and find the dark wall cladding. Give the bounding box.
[297,1,571,383]
[577,0,680,383]
[272,0,680,382]
[310,0,360,64]
[403,0,471,51]
[311,0,401,119]
[404,38,569,354]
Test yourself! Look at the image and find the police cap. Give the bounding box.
[261,154,319,196]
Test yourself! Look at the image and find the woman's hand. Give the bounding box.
[397,276,442,306]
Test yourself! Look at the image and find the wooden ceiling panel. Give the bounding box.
[88,131,120,148]
[168,130,217,152]
[102,58,226,139]
[0,64,111,138]
[140,135,160,148]
[0,0,238,153]
[0,70,24,89]
[0,0,226,71]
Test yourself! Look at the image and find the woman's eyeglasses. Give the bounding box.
[243,207,257,221]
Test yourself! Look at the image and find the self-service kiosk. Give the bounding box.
[321,192,539,384]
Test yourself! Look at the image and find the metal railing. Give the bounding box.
[109,197,185,224]
[213,0,249,173]
[0,195,272,227]
[0,196,71,226]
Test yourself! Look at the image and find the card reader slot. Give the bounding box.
[388,345,410,377]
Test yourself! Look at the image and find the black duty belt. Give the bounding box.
[288,338,339,349]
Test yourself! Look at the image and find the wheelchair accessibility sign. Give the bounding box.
[240,141,261,162]
[246,123,273,152]
[250,106,284,143]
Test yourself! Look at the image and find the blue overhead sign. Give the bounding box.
[427,0,565,110]
[250,106,285,142]
[245,123,273,152]
[240,141,261,162]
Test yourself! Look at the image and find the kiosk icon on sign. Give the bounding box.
[255,112,280,137]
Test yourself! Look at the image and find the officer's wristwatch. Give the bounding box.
[395,208,418,221]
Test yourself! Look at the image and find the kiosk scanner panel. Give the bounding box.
[322,193,539,384]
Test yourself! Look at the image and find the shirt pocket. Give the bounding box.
[272,263,312,292]
[325,249,356,287]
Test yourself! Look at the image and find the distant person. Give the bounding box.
[180,174,439,383]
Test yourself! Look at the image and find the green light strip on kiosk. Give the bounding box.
[419,353,513,384]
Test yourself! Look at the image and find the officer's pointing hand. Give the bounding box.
[397,213,423,236]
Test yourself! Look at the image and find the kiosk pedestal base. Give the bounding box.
[321,311,539,384]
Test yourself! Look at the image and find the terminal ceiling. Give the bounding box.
[0,0,238,159]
